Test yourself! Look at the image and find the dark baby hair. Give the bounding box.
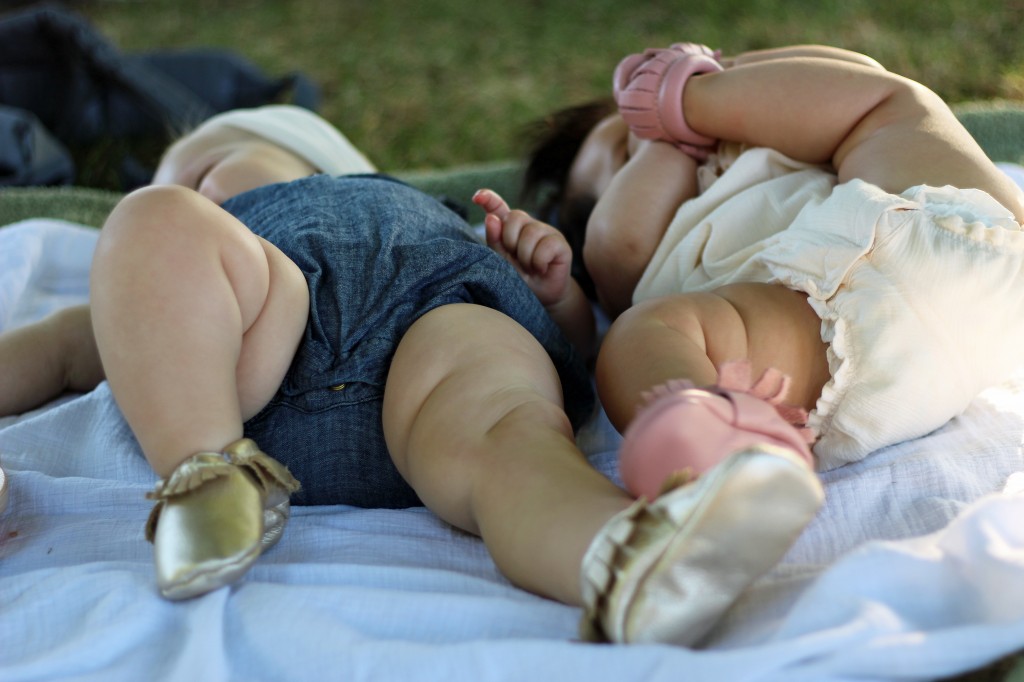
[519,97,616,301]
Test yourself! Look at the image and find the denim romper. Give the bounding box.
[221,174,594,508]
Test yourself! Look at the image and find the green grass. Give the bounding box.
[73,0,1024,172]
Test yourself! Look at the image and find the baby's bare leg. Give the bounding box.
[0,303,103,416]
[727,44,884,69]
[596,283,828,431]
[385,302,824,643]
[684,57,1024,220]
[90,185,308,476]
[383,303,631,605]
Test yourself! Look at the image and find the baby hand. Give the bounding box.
[472,189,572,308]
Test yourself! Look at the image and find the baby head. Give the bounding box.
[521,97,632,300]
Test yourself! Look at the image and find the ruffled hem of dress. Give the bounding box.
[806,307,858,472]
[900,185,1023,240]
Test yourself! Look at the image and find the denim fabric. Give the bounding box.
[221,174,594,507]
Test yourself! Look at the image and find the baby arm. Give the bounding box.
[583,138,698,318]
[587,44,888,319]
[0,303,103,416]
[473,189,596,356]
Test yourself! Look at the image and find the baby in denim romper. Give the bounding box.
[148,105,597,508]
[3,105,605,604]
[227,173,594,507]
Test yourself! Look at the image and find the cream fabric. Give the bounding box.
[195,105,377,175]
[635,149,1024,469]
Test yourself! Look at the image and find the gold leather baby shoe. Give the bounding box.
[144,438,300,600]
[579,445,823,646]
[0,460,8,516]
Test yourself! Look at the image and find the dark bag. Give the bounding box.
[0,3,320,189]
[0,104,75,186]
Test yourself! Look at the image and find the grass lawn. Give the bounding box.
[75,0,1024,171]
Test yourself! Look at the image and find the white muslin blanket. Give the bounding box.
[1,206,1024,681]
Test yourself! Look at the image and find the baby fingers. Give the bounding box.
[512,220,567,275]
[472,188,510,220]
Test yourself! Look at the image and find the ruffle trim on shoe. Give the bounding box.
[580,448,824,645]
[579,496,653,643]
[224,437,301,506]
[145,439,300,543]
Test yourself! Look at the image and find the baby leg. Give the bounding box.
[0,303,103,416]
[683,57,1024,220]
[383,303,631,605]
[385,301,823,646]
[598,282,828,430]
[726,44,884,69]
[90,184,308,598]
[91,185,308,476]
[597,282,827,499]
[588,284,827,644]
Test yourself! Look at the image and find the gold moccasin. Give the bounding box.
[580,445,823,646]
[0,461,8,516]
[145,438,300,600]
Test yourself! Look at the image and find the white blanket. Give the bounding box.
[2,214,1024,681]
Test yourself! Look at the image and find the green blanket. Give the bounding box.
[2,102,1023,229]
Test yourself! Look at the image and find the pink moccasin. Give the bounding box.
[612,43,724,160]
[619,361,816,500]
